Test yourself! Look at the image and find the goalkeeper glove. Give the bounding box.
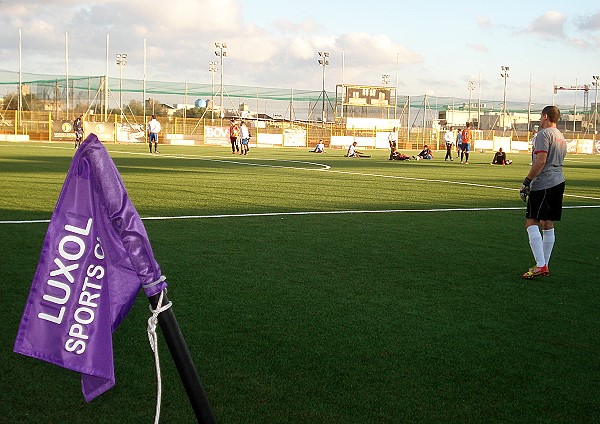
[519,177,532,202]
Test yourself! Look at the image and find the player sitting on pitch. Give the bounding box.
[347,141,370,158]
[491,147,512,165]
[413,145,433,160]
[311,139,325,153]
[390,147,411,161]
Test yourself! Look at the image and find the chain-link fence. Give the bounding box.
[1,69,599,150]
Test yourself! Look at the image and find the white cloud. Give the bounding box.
[576,11,600,31]
[148,0,241,33]
[337,32,421,65]
[272,18,323,34]
[287,37,318,60]
[0,1,595,106]
[525,11,567,39]
[476,16,493,29]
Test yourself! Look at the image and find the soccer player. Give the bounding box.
[240,121,250,155]
[460,122,472,164]
[455,129,463,159]
[347,141,359,157]
[519,106,567,279]
[73,114,84,149]
[491,147,512,165]
[147,115,161,153]
[229,119,240,154]
[311,139,325,153]
[444,129,454,161]
[347,141,369,158]
[413,144,433,160]
[390,146,411,161]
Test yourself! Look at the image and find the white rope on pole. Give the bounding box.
[147,287,172,424]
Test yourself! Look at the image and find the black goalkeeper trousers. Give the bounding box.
[445,146,452,160]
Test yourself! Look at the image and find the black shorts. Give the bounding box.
[526,182,565,221]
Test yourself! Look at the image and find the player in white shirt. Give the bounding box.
[147,115,161,153]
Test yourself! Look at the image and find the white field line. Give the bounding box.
[2,205,600,225]
[34,145,600,201]
[2,145,599,225]
[35,145,333,171]
[324,169,600,201]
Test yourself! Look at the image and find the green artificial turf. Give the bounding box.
[1,142,599,423]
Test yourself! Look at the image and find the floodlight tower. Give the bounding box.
[500,66,509,130]
[318,51,329,123]
[467,80,475,123]
[593,75,599,135]
[215,42,227,123]
[116,53,127,121]
[208,61,218,120]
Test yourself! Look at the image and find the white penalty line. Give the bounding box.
[28,145,600,201]
[326,169,600,201]
[113,152,600,202]
[35,145,332,171]
[3,204,600,225]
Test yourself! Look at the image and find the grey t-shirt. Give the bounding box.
[532,127,567,191]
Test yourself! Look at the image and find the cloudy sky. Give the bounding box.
[1,0,600,106]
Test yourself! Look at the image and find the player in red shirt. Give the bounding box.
[460,122,472,164]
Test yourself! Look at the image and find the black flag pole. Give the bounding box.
[70,135,215,421]
[149,293,216,424]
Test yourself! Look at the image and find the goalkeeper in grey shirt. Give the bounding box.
[519,106,567,279]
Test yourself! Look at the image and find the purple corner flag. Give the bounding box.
[14,134,168,402]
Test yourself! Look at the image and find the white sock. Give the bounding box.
[542,229,555,267]
[527,226,545,267]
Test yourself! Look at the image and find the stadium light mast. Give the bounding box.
[215,42,227,124]
[116,53,127,122]
[208,61,218,121]
[143,39,146,128]
[527,74,532,132]
[382,75,391,119]
[65,32,69,120]
[318,51,329,123]
[18,28,22,131]
[593,75,599,135]
[478,70,482,128]
[467,79,475,123]
[104,34,109,121]
[395,52,399,120]
[501,66,509,131]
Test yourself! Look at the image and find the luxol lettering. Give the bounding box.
[37,218,92,324]
[64,242,105,355]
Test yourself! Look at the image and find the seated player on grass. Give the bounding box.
[390,147,411,161]
[491,147,512,165]
[347,141,370,158]
[413,145,433,160]
[311,139,325,153]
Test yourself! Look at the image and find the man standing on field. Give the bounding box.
[519,106,567,279]
[460,122,472,164]
[147,115,161,153]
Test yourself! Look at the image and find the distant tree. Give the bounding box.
[127,100,145,116]
[2,91,36,111]
[2,92,18,110]
[145,98,170,117]
[74,102,92,114]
